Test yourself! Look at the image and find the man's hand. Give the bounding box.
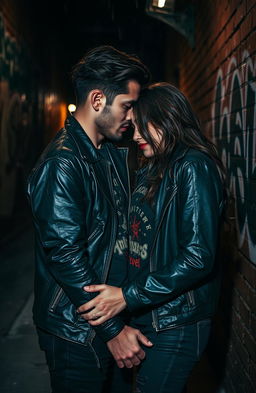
[77,284,126,325]
[107,325,153,368]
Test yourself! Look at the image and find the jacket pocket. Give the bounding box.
[88,221,105,242]
[49,287,65,313]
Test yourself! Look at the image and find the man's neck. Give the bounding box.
[73,112,103,149]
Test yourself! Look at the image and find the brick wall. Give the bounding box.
[171,1,256,392]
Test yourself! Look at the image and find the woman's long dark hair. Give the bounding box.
[133,82,226,201]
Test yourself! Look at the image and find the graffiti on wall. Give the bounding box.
[212,50,256,263]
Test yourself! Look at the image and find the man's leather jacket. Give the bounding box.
[27,116,130,345]
[123,144,225,331]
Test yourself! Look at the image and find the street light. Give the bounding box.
[146,0,195,48]
[158,0,166,8]
[152,0,175,12]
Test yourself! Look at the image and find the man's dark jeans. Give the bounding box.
[37,328,133,393]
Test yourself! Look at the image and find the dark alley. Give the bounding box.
[0,1,256,393]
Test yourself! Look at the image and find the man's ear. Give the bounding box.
[90,90,106,112]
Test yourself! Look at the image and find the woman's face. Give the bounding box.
[132,115,163,158]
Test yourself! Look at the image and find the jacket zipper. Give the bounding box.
[87,155,129,344]
[153,320,195,332]
[187,290,195,307]
[85,162,118,344]
[125,150,131,223]
[101,162,117,284]
[49,287,64,312]
[108,147,129,200]
[150,185,178,331]
[88,223,104,242]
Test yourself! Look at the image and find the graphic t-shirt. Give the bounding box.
[108,170,129,286]
[128,180,156,325]
[99,148,128,287]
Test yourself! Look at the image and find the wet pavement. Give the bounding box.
[0,293,50,393]
[0,208,51,393]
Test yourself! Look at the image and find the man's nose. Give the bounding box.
[125,107,133,121]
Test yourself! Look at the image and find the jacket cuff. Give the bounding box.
[122,283,143,312]
[93,317,125,342]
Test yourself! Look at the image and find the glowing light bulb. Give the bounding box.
[68,104,76,113]
[158,0,166,7]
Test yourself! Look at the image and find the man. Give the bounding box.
[27,45,152,393]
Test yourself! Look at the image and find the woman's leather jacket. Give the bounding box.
[123,144,225,331]
[27,116,130,345]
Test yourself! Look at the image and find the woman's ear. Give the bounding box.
[90,90,106,112]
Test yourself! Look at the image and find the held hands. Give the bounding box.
[76,284,126,325]
[77,286,154,368]
[107,325,153,368]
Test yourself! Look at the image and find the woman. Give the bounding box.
[78,82,226,393]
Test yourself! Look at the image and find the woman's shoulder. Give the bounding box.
[171,147,221,184]
[183,148,212,162]
[177,148,216,170]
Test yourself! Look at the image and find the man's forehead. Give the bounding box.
[127,80,141,94]
[118,80,140,101]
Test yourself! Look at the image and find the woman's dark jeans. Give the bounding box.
[37,328,133,393]
[132,319,212,393]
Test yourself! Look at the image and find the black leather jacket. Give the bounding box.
[27,116,130,345]
[123,144,225,331]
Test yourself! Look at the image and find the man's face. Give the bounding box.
[95,80,140,141]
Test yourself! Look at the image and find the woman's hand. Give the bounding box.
[76,284,126,326]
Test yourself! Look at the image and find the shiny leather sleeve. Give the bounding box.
[122,159,223,311]
[29,156,125,341]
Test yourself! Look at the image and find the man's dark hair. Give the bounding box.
[71,45,151,106]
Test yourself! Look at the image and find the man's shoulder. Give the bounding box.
[33,128,84,169]
[28,129,87,183]
[43,128,80,159]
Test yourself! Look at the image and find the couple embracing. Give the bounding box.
[27,45,225,393]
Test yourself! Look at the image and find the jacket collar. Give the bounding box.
[168,142,189,166]
[64,115,101,163]
[153,143,190,226]
[65,115,129,204]
[102,143,129,198]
